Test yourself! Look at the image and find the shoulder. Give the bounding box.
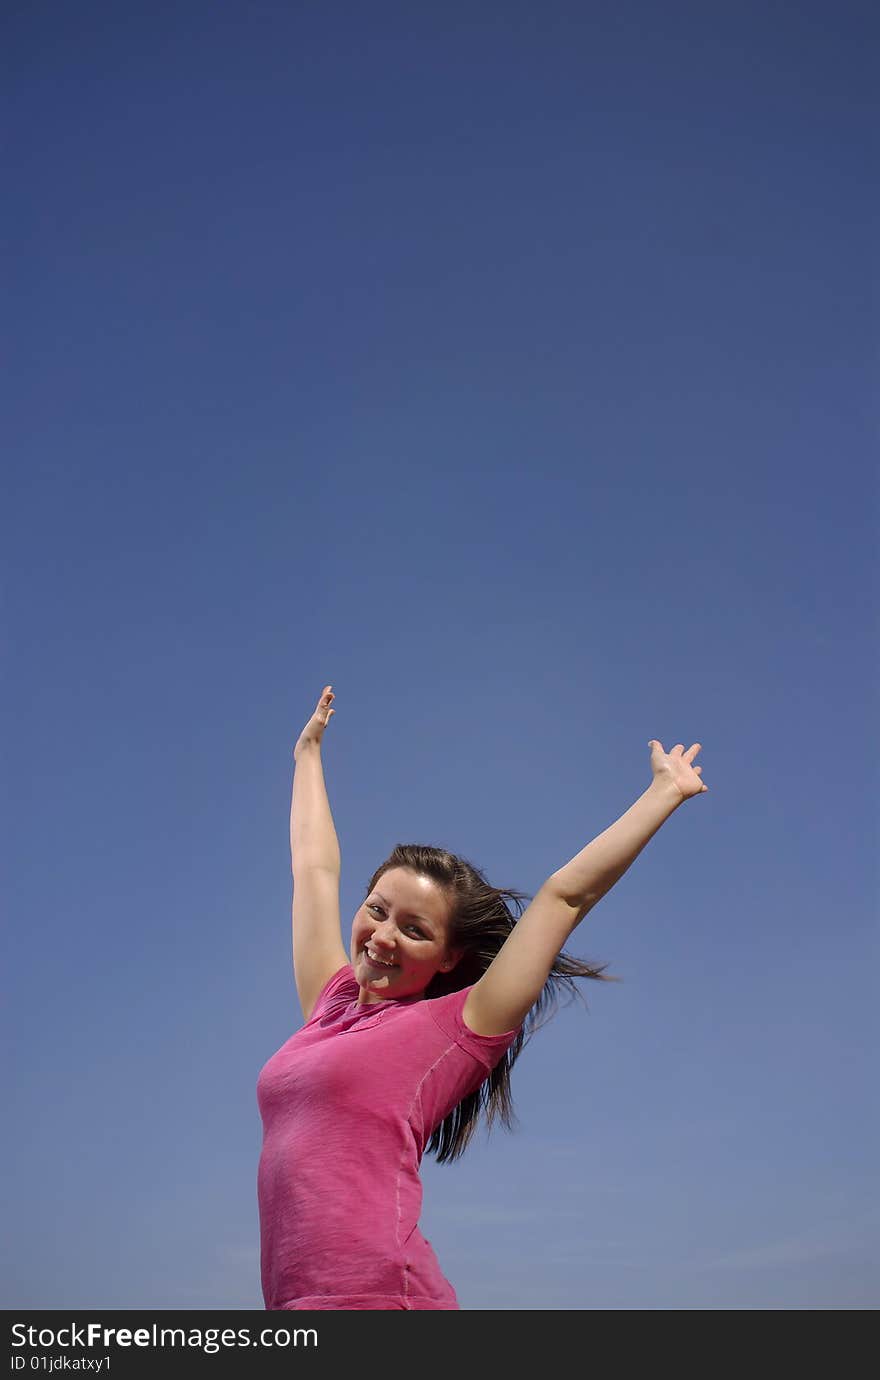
[303,963,358,1026]
[421,984,522,1070]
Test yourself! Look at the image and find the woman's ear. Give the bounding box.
[440,948,464,973]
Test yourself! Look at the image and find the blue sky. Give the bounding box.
[4,0,877,1310]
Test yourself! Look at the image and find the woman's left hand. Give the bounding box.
[649,739,708,800]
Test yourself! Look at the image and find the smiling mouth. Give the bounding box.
[364,946,397,969]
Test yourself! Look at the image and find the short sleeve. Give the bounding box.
[426,985,522,1072]
[303,963,358,1027]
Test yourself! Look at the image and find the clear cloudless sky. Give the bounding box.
[4,0,877,1311]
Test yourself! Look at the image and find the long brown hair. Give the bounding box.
[364,843,621,1163]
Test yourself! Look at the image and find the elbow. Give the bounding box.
[543,876,595,922]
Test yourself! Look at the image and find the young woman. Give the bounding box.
[256,685,708,1311]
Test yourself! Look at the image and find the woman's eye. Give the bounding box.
[367,904,422,937]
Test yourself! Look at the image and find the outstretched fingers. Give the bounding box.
[319,686,335,721]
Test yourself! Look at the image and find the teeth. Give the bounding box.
[365,946,395,967]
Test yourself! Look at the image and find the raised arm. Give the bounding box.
[462,740,708,1037]
[290,687,348,1020]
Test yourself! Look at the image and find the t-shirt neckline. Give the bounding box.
[349,989,424,1015]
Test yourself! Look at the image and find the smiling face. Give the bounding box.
[351,867,462,1005]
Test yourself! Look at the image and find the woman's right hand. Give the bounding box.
[294,685,336,760]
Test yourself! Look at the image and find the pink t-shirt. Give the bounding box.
[256,963,521,1311]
